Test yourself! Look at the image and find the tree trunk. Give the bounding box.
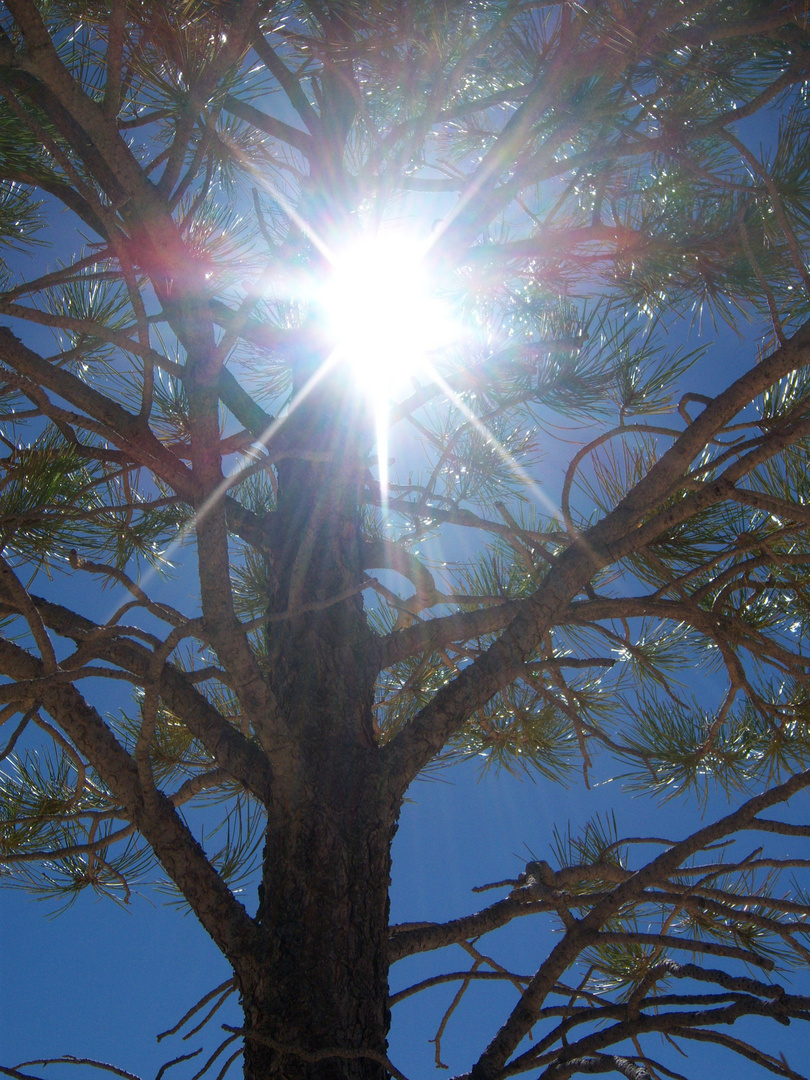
[241,379,395,1080]
[242,792,395,1080]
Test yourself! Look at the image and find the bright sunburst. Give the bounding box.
[321,230,458,400]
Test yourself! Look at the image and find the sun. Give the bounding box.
[320,230,458,400]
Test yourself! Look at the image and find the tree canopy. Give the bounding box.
[2,2,810,1079]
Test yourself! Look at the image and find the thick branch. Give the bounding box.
[223,94,312,154]
[379,600,525,669]
[389,895,548,963]
[0,588,274,803]
[470,769,810,1080]
[0,329,195,499]
[382,320,810,796]
[0,636,260,976]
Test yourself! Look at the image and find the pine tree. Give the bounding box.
[2,3,810,1079]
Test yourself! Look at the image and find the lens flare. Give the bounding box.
[321,232,457,398]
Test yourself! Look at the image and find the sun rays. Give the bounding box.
[313,224,555,518]
[132,213,558,613]
[319,231,459,396]
[317,228,460,499]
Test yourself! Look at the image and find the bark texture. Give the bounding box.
[241,376,394,1080]
[243,791,395,1080]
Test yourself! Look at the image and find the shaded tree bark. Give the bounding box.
[243,374,395,1080]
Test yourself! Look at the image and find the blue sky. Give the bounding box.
[2,269,809,1080]
[3,306,810,1080]
[1,35,808,1080]
[5,748,810,1080]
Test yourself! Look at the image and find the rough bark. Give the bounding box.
[242,787,395,1080]
[239,372,395,1080]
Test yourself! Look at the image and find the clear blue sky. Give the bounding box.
[5,747,810,1079]
[3,314,810,1079]
[1,80,807,1080]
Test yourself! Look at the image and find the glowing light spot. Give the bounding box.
[321,231,458,400]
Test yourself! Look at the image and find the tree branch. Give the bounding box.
[0,588,274,803]
[0,329,195,499]
[382,320,810,795]
[0,636,260,976]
